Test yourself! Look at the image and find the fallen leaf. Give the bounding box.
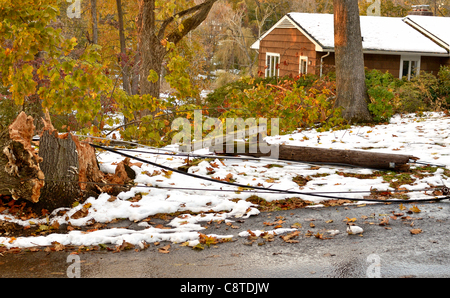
[71,208,89,219]
[410,228,422,235]
[107,196,117,202]
[291,222,302,229]
[261,232,275,242]
[309,222,315,228]
[409,205,421,213]
[158,244,171,253]
[379,217,390,226]
[399,203,407,211]
[162,170,173,179]
[314,232,324,239]
[325,219,333,223]
[52,241,65,252]
[280,231,300,243]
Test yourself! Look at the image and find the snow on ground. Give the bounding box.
[1,112,449,248]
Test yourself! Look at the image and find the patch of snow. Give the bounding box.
[1,112,450,248]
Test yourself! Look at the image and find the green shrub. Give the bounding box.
[367,86,395,122]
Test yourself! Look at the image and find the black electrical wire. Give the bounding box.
[89,143,450,204]
[93,144,448,195]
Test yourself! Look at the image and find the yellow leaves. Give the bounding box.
[291,222,302,229]
[162,170,173,179]
[343,217,357,223]
[409,205,421,213]
[199,233,218,247]
[147,69,159,83]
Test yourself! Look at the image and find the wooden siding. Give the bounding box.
[316,52,401,77]
[257,27,450,78]
[421,56,445,74]
[258,28,317,77]
[364,54,401,78]
[442,57,450,67]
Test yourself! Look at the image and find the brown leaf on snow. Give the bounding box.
[71,208,89,220]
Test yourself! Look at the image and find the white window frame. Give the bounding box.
[400,55,421,80]
[299,56,308,75]
[265,52,280,78]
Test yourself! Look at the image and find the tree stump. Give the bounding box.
[0,112,131,212]
[0,112,45,203]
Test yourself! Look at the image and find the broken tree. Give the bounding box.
[0,112,133,212]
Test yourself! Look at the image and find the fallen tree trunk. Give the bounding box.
[213,142,418,171]
[0,112,133,212]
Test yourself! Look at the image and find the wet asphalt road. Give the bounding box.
[1,201,450,278]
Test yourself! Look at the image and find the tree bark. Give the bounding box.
[333,0,372,123]
[0,112,44,203]
[137,0,218,101]
[35,129,82,211]
[116,0,131,95]
[214,142,417,171]
[0,112,133,212]
[91,0,98,44]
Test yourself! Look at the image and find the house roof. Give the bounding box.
[403,15,450,52]
[251,13,449,56]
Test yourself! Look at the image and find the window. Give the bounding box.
[400,56,420,80]
[299,56,308,75]
[265,53,280,78]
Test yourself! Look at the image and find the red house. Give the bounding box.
[251,11,450,80]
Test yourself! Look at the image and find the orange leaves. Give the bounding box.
[158,244,171,254]
[280,231,300,243]
[263,219,285,229]
[410,228,422,235]
[409,205,421,213]
[212,173,234,183]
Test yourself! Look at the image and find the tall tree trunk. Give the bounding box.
[116,0,131,95]
[131,47,140,96]
[136,0,218,103]
[91,0,98,44]
[137,0,164,101]
[333,0,372,123]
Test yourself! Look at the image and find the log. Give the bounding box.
[213,142,418,171]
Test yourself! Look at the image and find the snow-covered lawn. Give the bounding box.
[1,112,449,249]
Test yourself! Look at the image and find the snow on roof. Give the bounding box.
[253,12,448,55]
[403,15,450,51]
